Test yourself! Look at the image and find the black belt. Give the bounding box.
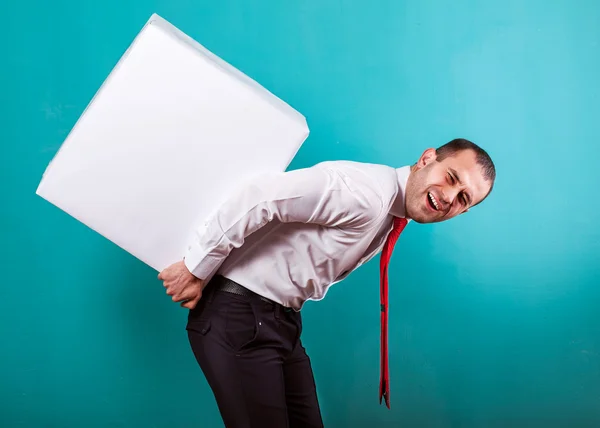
[211,275,276,305]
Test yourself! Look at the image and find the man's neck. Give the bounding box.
[389,166,411,218]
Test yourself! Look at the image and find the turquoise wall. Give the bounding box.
[2,0,599,426]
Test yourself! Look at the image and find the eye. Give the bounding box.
[447,173,455,184]
[461,193,470,206]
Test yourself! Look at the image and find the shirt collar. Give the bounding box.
[389,165,411,219]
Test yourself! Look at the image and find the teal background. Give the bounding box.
[2,0,599,426]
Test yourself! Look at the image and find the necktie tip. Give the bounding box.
[379,396,391,409]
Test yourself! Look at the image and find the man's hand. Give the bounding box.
[158,261,205,309]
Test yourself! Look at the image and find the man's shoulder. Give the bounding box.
[313,160,401,209]
[316,159,398,175]
[315,160,399,187]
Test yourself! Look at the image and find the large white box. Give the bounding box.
[36,13,309,271]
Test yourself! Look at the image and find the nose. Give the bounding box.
[441,186,460,205]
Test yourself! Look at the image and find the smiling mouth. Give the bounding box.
[427,192,440,211]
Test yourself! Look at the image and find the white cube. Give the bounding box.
[36,13,309,272]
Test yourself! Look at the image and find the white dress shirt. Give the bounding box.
[184,160,411,310]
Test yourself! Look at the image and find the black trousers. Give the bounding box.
[186,276,324,428]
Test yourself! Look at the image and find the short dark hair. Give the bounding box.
[437,138,496,182]
[436,138,496,200]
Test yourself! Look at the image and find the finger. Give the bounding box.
[181,294,201,309]
[174,288,200,303]
[159,272,173,282]
[172,291,191,303]
[159,265,176,281]
[171,290,190,302]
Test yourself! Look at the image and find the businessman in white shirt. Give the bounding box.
[158,138,496,428]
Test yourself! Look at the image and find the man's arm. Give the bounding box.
[159,162,384,309]
[184,162,384,279]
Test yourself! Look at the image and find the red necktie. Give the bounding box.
[379,216,408,409]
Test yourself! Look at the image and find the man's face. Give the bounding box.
[405,148,492,223]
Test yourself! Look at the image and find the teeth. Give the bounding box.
[428,192,439,210]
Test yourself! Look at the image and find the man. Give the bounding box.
[158,138,496,428]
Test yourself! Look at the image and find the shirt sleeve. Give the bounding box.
[183,162,385,279]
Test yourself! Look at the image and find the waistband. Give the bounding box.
[209,275,277,306]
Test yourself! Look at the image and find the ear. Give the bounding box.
[415,148,437,170]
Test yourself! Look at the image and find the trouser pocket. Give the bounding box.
[224,293,260,354]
